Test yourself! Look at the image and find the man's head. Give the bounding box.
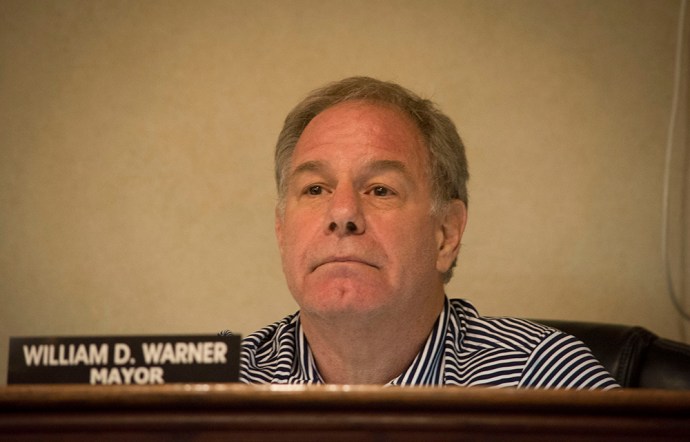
[274,78,468,322]
[276,77,468,212]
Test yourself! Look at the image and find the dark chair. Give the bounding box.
[534,319,690,389]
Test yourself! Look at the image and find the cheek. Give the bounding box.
[279,212,318,263]
[378,216,439,261]
[277,222,306,294]
[280,224,303,263]
[407,219,441,260]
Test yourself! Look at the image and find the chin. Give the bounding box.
[297,284,392,319]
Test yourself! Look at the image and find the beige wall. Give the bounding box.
[1,0,688,384]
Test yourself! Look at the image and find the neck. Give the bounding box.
[300,295,445,384]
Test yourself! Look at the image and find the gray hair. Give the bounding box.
[274,77,469,282]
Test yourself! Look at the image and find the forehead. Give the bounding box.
[292,100,429,169]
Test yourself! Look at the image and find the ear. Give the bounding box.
[275,205,284,255]
[435,200,467,274]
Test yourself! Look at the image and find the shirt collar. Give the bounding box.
[289,316,324,383]
[387,297,451,386]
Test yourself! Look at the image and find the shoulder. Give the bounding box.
[450,298,554,354]
[240,312,300,383]
[242,312,299,351]
[520,330,620,389]
[447,299,619,389]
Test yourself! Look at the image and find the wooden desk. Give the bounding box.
[1,384,689,440]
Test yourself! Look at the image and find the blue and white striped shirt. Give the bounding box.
[240,298,619,389]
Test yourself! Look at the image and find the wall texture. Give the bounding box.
[1,0,688,384]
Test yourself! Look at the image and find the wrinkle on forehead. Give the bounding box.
[292,101,430,173]
[290,158,414,184]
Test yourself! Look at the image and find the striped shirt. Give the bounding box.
[240,297,620,389]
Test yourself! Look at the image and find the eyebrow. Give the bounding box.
[365,159,410,178]
[291,160,326,179]
[290,159,412,182]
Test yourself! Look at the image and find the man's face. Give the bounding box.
[276,101,457,321]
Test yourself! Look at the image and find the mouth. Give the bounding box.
[311,256,379,272]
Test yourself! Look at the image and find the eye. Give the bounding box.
[371,186,393,197]
[307,185,323,195]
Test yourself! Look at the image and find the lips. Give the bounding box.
[311,256,380,272]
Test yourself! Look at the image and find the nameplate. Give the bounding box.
[7,334,241,385]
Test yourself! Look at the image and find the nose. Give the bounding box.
[326,185,365,235]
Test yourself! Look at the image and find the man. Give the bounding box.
[240,77,618,388]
